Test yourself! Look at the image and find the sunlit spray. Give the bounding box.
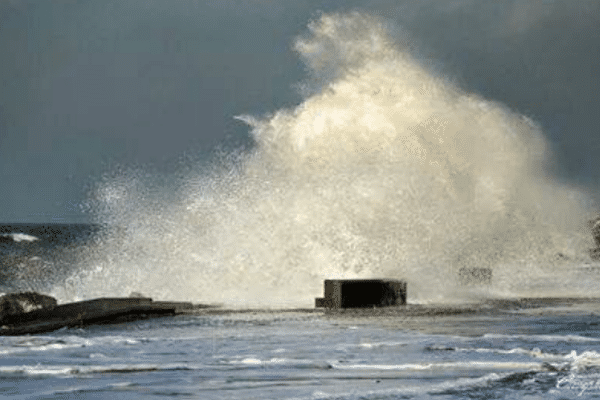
[53,12,595,307]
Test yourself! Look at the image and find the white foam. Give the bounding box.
[1,233,39,243]
[0,363,196,377]
[288,370,535,400]
[231,357,332,369]
[565,350,600,371]
[483,333,600,343]
[331,360,544,372]
[357,341,407,349]
[332,340,408,352]
[0,334,155,357]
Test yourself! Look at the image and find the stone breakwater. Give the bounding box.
[0,292,203,336]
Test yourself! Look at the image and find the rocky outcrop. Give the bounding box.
[0,292,57,321]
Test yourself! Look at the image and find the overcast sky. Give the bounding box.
[1,0,599,222]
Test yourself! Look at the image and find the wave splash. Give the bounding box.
[53,12,593,306]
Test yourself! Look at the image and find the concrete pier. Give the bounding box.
[0,296,201,336]
[315,279,407,309]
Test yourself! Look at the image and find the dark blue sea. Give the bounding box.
[2,224,600,399]
[0,224,99,295]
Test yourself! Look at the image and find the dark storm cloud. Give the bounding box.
[376,0,600,185]
[0,0,309,221]
[0,0,598,221]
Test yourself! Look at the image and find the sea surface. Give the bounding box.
[3,303,600,399]
[2,224,600,399]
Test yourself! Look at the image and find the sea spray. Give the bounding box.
[53,12,594,306]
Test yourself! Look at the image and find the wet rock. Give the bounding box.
[0,235,14,244]
[0,296,205,335]
[0,292,57,321]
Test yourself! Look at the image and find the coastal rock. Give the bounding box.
[0,297,201,336]
[0,235,14,244]
[0,292,57,321]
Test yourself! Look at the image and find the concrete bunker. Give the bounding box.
[315,279,407,309]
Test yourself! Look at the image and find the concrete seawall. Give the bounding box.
[0,296,204,336]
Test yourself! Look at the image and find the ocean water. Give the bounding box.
[0,224,99,295]
[3,298,600,399]
[2,10,600,399]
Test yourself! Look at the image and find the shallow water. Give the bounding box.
[2,305,600,399]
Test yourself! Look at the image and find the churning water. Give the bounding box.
[45,12,596,307]
[4,306,600,399]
